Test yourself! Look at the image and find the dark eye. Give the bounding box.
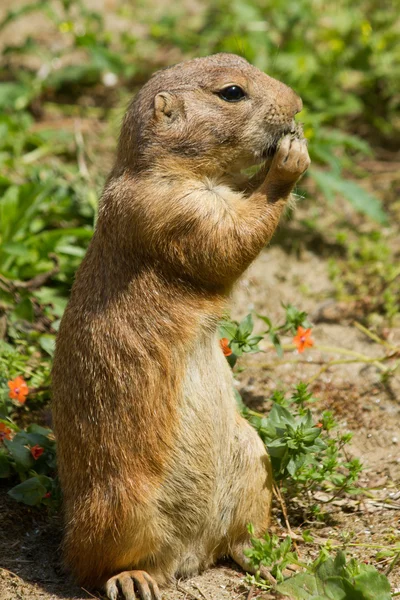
[218,85,246,102]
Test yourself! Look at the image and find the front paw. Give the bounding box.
[271,134,310,182]
[264,134,310,200]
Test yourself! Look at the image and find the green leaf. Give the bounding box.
[302,428,323,442]
[230,341,242,356]
[248,336,263,346]
[238,314,254,339]
[219,320,238,339]
[47,64,101,88]
[316,555,340,580]
[332,551,347,574]
[269,331,283,357]
[17,431,51,449]
[89,46,126,74]
[4,437,33,470]
[0,452,11,478]
[39,334,55,356]
[257,314,272,329]
[8,476,47,506]
[281,536,292,554]
[353,567,391,600]
[56,244,86,257]
[277,572,322,598]
[27,424,52,437]
[268,404,296,427]
[1,242,30,256]
[318,129,373,156]
[310,169,387,224]
[12,297,34,322]
[0,185,19,243]
[302,530,314,543]
[276,552,392,600]
[323,576,348,599]
[227,353,237,368]
[266,442,288,457]
[0,82,31,110]
[26,226,93,245]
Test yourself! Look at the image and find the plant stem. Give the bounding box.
[385,550,400,576]
[353,321,396,350]
[313,344,387,363]
[307,357,386,385]
[273,483,298,551]
[246,585,255,600]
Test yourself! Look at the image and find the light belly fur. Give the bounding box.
[148,330,266,579]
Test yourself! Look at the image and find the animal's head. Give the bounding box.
[117,53,303,176]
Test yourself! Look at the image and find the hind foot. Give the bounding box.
[231,542,277,586]
[105,570,162,600]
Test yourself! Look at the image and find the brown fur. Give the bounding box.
[52,53,310,598]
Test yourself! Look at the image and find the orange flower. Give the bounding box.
[30,445,44,460]
[293,326,314,353]
[7,376,29,404]
[0,423,12,442]
[220,338,232,357]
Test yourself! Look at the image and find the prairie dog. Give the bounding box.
[52,53,310,600]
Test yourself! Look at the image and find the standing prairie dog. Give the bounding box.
[52,53,310,600]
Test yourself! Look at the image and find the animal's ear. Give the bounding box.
[154,92,185,122]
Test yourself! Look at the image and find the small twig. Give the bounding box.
[1,559,33,563]
[0,254,60,293]
[259,567,277,587]
[366,500,400,510]
[246,585,255,600]
[307,356,387,385]
[176,582,204,600]
[317,483,355,505]
[353,321,397,350]
[385,551,400,576]
[192,583,212,600]
[277,530,324,544]
[28,385,51,396]
[273,483,298,551]
[81,587,102,599]
[261,340,390,363]
[254,339,398,385]
[254,359,327,368]
[74,120,90,178]
[279,536,400,554]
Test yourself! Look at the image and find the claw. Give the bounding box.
[105,571,161,600]
[269,134,310,183]
[105,579,119,600]
[132,574,152,600]
[120,575,136,600]
[143,572,162,600]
